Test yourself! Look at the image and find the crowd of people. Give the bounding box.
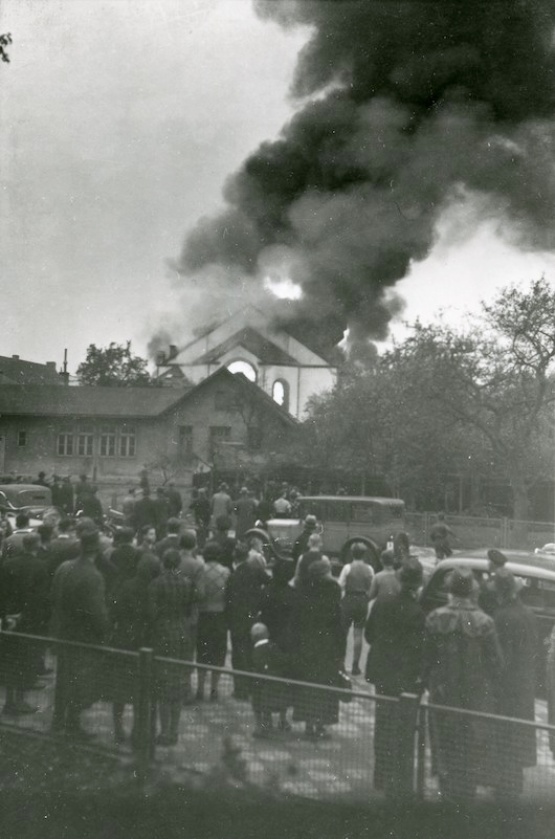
[0,477,550,803]
[365,548,539,801]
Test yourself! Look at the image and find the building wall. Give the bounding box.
[0,378,295,484]
[180,360,336,419]
[0,416,162,481]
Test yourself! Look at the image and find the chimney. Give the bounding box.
[12,355,19,360]
[168,344,178,362]
[46,361,56,370]
[59,348,70,385]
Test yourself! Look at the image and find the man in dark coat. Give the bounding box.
[59,477,75,515]
[153,488,171,540]
[225,542,270,699]
[190,489,211,546]
[423,567,503,802]
[0,533,50,715]
[103,527,140,598]
[51,476,64,509]
[292,515,318,561]
[47,518,80,579]
[165,482,182,518]
[364,559,425,792]
[212,516,236,571]
[234,487,257,540]
[132,489,158,535]
[289,558,344,740]
[429,513,456,560]
[491,569,537,797]
[79,486,103,526]
[74,474,91,511]
[50,528,109,738]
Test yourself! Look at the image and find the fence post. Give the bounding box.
[415,701,427,800]
[136,647,154,786]
[396,693,419,798]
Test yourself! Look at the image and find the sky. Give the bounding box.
[1,0,554,373]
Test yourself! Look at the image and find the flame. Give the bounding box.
[263,277,303,301]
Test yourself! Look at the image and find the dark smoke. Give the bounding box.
[177,0,555,355]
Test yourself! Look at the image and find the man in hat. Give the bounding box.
[292,514,319,561]
[211,484,233,530]
[234,487,257,540]
[479,548,509,615]
[50,526,109,738]
[364,559,425,793]
[423,566,503,801]
[429,513,456,560]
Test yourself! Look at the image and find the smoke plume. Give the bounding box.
[176,0,555,356]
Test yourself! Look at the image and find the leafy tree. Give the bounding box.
[397,278,555,520]
[76,342,157,387]
[301,279,555,519]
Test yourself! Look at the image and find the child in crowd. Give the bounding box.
[250,623,291,738]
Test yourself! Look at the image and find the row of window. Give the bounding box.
[16,423,262,461]
[56,426,136,458]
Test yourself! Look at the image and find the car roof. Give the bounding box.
[431,554,555,581]
[298,496,405,506]
[0,484,51,493]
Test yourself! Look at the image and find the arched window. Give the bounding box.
[272,379,290,411]
[227,359,257,382]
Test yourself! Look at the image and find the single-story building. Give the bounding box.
[0,367,298,487]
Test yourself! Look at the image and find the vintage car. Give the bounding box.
[248,495,407,570]
[0,483,54,529]
[419,552,555,695]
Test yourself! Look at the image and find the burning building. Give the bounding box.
[172,0,555,362]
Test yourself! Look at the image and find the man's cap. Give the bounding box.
[487,549,508,568]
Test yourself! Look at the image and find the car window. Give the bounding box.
[323,502,348,522]
[381,504,404,523]
[518,577,555,614]
[299,501,322,520]
[351,503,376,524]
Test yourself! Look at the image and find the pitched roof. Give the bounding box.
[193,327,299,366]
[180,367,299,427]
[0,355,63,386]
[0,367,299,426]
[0,384,190,418]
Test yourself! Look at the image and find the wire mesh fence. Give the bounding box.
[0,630,141,755]
[419,700,555,803]
[2,629,555,804]
[148,656,392,801]
[404,512,554,552]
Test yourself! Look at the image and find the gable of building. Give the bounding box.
[192,327,300,367]
[174,305,333,368]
